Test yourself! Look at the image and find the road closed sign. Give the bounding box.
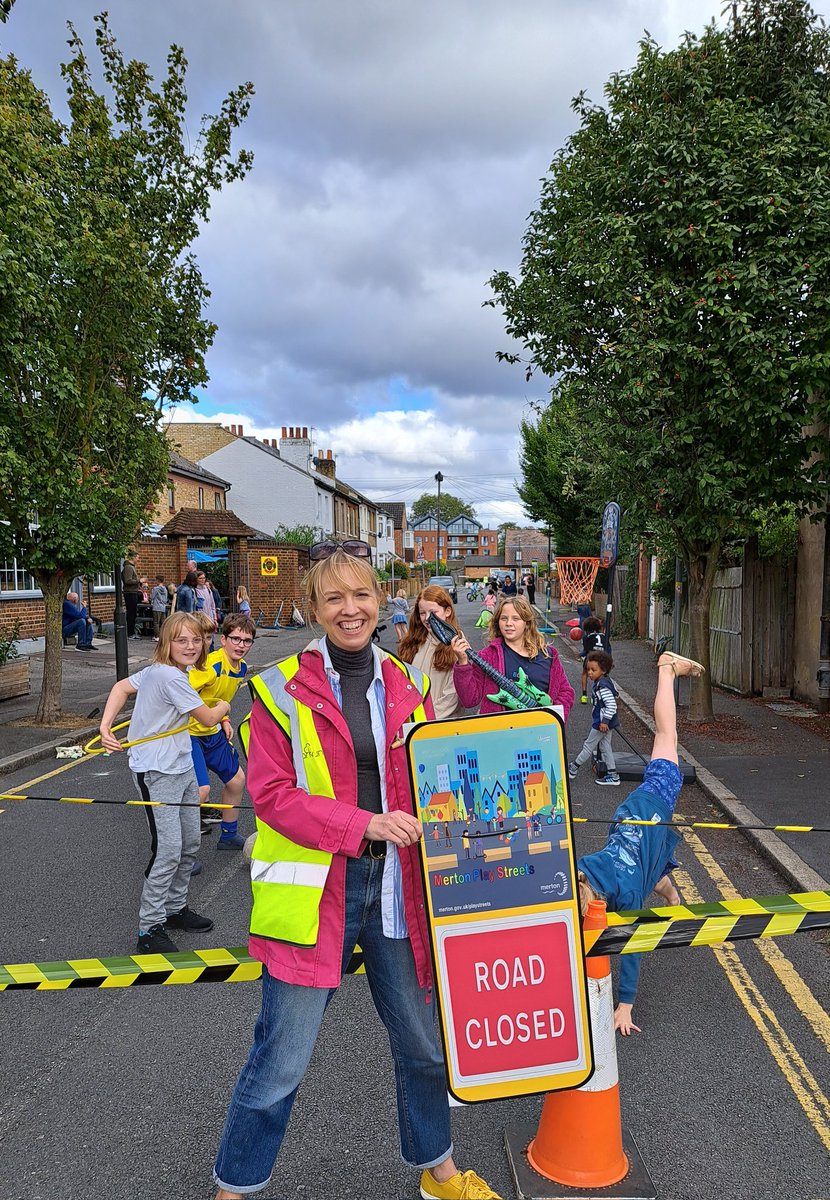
[406,708,593,1102]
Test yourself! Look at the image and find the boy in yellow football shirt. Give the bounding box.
[189,614,256,849]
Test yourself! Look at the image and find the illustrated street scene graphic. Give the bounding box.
[412,714,573,917]
[406,710,593,1102]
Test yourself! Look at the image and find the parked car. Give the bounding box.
[428,575,458,603]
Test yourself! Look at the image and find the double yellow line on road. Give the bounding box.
[677,828,830,1154]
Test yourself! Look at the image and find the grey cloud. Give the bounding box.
[4,0,774,502]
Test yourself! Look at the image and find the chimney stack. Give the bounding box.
[279,423,314,471]
[314,448,337,480]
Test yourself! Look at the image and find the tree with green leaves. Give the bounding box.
[410,492,476,524]
[496,522,518,554]
[0,15,253,721]
[518,389,606,557]
[274,524,317,546]
[490,0,830,720]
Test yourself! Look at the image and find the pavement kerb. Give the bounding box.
[0,724,101,778]
[615,680,830,894]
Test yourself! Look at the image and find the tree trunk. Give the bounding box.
[35,573,66,724]
[684,543,721,723]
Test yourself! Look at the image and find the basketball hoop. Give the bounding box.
[556,557,600,606]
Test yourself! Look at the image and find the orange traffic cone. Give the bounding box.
[527,899,628,1188]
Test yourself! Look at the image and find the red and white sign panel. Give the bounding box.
[435,910,590,1099]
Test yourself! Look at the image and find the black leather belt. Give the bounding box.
[364,840,387,859]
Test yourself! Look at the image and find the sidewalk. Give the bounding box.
[0,626,312,774]
[545,600,830,893]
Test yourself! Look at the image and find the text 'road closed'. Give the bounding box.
[444,920,580,1077]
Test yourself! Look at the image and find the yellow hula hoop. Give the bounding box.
[83,721,191,756]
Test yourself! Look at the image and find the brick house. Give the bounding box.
[409,513,497,565]
[167,423,335,541]
[147,451,231,527]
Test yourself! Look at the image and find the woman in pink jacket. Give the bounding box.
[451,594,575,719]
[213,543,500,1200]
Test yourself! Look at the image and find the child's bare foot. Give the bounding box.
[653,874,681,906]
[658,651,705,678]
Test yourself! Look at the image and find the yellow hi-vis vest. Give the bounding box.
[239,649,429,948]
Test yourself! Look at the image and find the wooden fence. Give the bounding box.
[648,543,795,695]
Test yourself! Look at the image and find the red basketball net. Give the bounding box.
[556,557,600,606]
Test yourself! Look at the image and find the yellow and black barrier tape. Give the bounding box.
[0,945,366,991]
[584,889,830,956]
[2,791,829,835]
[3,892,828,991]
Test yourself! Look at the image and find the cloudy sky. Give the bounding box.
[6,1,824,530]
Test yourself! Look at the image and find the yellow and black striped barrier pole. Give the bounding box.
[0,946,368,991]
[586,889,830,956]
[2,892,827,991]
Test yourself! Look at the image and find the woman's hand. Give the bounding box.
[599,721,609,732]
[365,811,423,847]
[450,634,470,665]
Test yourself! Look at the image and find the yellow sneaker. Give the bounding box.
[420,1168,502,1199]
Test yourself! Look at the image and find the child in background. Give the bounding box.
[189,614,255,850]
[150,575,169,641]
[569,649,620,786]
[390,587,409,643]
[99,612,231,953]
[579,616,610,703]
[236,585,252,618]
[577,651,703,1034]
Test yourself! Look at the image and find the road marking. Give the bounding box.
[11,755,96,792]
[675,858,830,1154]
[683,829,830,1055]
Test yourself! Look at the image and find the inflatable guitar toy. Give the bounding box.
[427,613,552,711]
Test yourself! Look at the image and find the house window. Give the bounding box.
[0,557,39,594]
[167,481,175,509]
[214,492,223,510]
[198,487,205,509]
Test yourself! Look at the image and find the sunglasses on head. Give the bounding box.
[309,539,373,563]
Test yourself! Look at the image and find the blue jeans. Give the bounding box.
[63,617,92,647]
[213,855,452,1194]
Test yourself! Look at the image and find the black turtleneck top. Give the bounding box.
[326,640,383,815]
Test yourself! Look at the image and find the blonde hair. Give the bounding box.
[193,610,215,639]
[487,595,549,657]
[153,612,208,671]
[236,585,250,602]
[302,549,380,614]
[577,871,600,916]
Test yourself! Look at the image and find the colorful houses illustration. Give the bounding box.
[419,742,562,825]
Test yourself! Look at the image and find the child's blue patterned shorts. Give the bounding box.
[641,758,682,814]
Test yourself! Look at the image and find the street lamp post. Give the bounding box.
[434,471,444,572]
[113,559,129,680]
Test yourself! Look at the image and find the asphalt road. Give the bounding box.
[1,605,828,1200]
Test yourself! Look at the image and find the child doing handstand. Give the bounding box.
[576,651,703,1035]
